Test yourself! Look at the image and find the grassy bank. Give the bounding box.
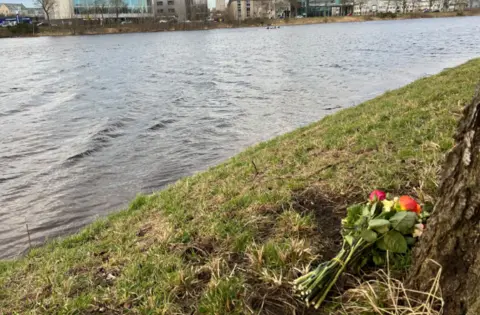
[1,59,480,314]
[1,11,479,38]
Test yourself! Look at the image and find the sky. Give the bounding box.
[2,0,36,7]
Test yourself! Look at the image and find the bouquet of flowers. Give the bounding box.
[293,190,429,309]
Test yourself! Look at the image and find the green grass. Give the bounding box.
[1,59,480,314]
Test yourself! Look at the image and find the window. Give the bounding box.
[168,8,175,12]
[157,1,163,5]
[157,8,163,12]
[168,0,174,4]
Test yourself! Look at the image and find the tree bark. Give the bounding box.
[407,87,480,315]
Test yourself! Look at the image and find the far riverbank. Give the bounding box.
[1,10,479,38]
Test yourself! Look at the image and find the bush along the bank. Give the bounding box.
[6,23,38,35]
[377,12,397,19]
[293,190,430,309]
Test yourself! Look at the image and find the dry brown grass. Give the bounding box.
[336,259,443,315]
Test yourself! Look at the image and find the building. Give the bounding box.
[0,3,27,16]
[299,0,353,16]
[154,0,186,20]
[227,0,275,20]
[352,0,476,14]
[153,0,207,21]
[53,0,153,19]
[187,0,208,20]
[216,0,225,10]
[26,7,45,17]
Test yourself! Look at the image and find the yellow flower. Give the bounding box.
[381,199,395,212]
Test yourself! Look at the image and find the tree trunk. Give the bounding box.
[407,87,480,315]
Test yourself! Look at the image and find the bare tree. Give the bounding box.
[288,0,300,17]
[443,0,449,11]
[35,0,56,24]
[385,0,392,12]
[411,0,418,11]
[402,0,407,12]
[110,0,127,20]
[456,0,468,11]
[358,0,365,14]
[428,0,436,9]
[391,0,402,12]
[94,0,107,21]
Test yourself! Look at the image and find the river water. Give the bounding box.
[1,17,480,258]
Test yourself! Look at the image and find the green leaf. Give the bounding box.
[376,211,396,221]
[405,236,416,246]
[373,254,385,266]
[376,238,386,251]
[344,235,354,247]
[345,204,363,227]
[362,206,370,216]
[368,219,391,234]
[361,230,377,243]
[384,230,408,253]
[370,203,378,216]
[389,212,417,234]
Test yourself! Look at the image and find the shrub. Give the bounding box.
[377,12,397,18]
[6,23,38,35]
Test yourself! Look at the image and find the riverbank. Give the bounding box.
[1,11,479,38]
[1,58,479,313]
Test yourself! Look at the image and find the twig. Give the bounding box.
[252,160,259,179]
[24,217,32,249]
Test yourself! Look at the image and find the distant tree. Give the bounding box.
[456,0,469,10]
[443,0,449,10]
[94,0,107,20]
[402,0,407,12]
[288,0,300,17]
[411,0,418,11]
[428,0,436,9]
[35,0,56,23]
[110,0,127,20]
[394,0,402,12]
[358,0,365,14]
[385,0,392,12]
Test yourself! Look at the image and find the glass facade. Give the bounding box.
[299,0,349,16]
[73,0,152,15]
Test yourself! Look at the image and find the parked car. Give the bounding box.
[121,20,133,25]
[158,19,168,23]
[295,15,304,18]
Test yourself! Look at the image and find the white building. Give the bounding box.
[353,0,476,14]
[216,0,225,11]
[227,0,293,20]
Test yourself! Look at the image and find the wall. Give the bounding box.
[227,0,274,20]
[154,0,187,20]
[216,0,225,10]
[53,0,74,19]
